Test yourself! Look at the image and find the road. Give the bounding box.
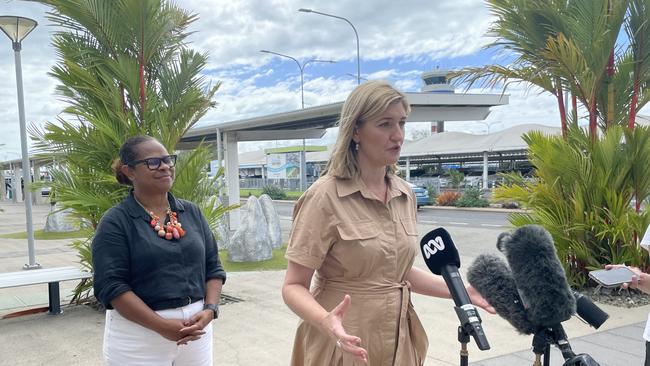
[269,200,512,228]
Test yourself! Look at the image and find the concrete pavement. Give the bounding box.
[0,201,648,365]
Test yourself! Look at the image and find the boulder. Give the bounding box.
[44,203,77,233]
[228,196,272,262]
[258,194,282,249]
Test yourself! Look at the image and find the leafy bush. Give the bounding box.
[449,170,465,188]
[425,184,437,204]
[436,191,461,206]
[494,126,650,286]
[262,185,287,200]
[456,187,489,207]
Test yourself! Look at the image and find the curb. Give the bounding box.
[241,198,528,214]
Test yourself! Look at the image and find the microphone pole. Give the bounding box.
[420,228,490,366]
[532,324,600,366]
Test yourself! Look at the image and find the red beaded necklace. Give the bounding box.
[135,196,186,240]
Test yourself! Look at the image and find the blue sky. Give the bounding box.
[1,0,645,158]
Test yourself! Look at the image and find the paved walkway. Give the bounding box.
[0,201,647,365]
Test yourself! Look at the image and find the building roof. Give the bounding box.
[177,91,509,148]
[237,123,563,167]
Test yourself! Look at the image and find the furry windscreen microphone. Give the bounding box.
[467,254,536,335]
[497,225,576,327]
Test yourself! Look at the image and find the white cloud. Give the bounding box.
[2,0,646,162]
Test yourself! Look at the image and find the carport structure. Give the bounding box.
[179,91,508,228]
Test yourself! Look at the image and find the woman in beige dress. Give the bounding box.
[282,81,494,365]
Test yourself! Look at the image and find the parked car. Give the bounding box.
[408,182,429,209]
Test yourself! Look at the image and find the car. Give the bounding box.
[408,182,429,209]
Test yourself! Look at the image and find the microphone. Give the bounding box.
[467,255,609,333]
[496,225,576,327]
[420,227,490,350]
[467,254,536,335]
[573,291,609,329]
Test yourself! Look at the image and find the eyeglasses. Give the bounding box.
[128,155,177,170]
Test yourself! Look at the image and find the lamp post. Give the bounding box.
[260,50,335,108]
[299,8,360,85]
[0,15,40,269]
[260,50,335,191]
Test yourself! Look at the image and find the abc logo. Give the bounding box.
[422,236,445,259]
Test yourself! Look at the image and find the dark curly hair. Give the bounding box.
[111,135,156,186]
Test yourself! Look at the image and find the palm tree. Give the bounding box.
[453,0,650,140]
[29,0,232,301]
[458,0,650,286]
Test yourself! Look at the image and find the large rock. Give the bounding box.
[228,196,272,262]
[258,194,282,249]
[215,215,231,250]
[44,203,77,232]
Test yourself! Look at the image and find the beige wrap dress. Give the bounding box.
[285,174,429,366]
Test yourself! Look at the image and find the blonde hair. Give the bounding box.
[322,80,410,179]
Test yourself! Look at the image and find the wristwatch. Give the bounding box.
[203,303,219,319]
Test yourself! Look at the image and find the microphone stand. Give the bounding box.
[454,305,484,366]
[531,325,600,366]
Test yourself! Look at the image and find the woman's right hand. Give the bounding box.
[319,294,369,364]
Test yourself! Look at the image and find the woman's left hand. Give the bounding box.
[467,285,496,314]
[177,310,214,345]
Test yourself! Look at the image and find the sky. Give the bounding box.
[1,0,647,159]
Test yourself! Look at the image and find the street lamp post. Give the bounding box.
[298,8,361,85]
[260,50,335,108]
[0,15,40,269]
[260,50,335,191]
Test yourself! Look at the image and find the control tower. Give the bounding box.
[421,69,455,133]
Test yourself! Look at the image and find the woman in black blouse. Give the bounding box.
[93,135,226,365]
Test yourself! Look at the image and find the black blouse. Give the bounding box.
[92,190,226,310]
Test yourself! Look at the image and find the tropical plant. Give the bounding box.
[494,125,650,285]
[455,0,650,286]
[456,187,489,208]
[448,170,465,189]
[453,0,650,139]
[29,0,233,301]
[436,191,461,206]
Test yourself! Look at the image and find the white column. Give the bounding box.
[223,132,241,229]
[12,165,20,203]
[405,157,411,181]
[0,171,6,201]
[32,160,43,205]
[482,151,489,190]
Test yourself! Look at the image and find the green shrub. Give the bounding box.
[262,185,287,200]
[456,187,490,207]
[425,184,438,203]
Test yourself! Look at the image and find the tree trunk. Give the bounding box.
[556,83,567,138]
[589,99,598,142]
[629,78,639,129]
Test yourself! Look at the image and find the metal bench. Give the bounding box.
[0,266,92,315]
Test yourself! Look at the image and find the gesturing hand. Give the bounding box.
[319,294,368,364]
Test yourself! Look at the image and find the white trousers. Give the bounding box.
[103,300,213,366]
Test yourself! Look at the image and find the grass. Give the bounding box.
[2,228,288,272]
[240,189,303,200]
[219,245,288,272]
[0,229,91,240]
